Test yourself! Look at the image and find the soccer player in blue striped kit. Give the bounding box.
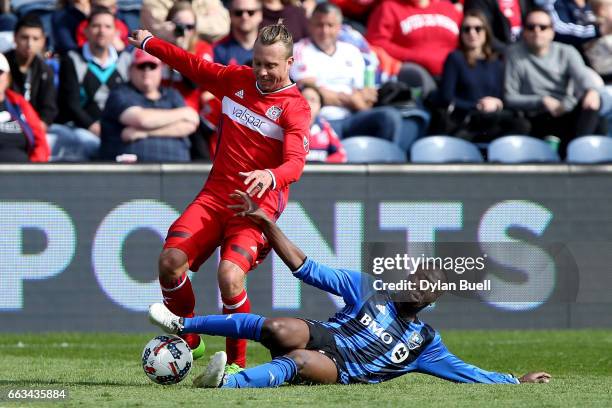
[148,190,551,388]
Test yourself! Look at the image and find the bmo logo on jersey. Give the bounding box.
[359,313,394,344]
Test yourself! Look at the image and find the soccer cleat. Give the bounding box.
[224,363,244,375]
[148,303,184,334]
[190,337,206,360]
[193,351,227,388]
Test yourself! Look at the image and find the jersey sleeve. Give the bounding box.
[143,36,242,99]
[270,102,310,189]
[292,258,371,305]
[415,335,520,384]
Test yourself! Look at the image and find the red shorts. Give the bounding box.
[164,188,285,273]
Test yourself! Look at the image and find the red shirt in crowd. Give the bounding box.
[366,0,462,76]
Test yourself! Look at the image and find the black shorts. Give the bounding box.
[299,319,347,382]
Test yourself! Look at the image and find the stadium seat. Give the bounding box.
[487,135,560,163]
[410,135,484,163]
[567,135,612,163]
[342,136,407,163]
[397,62,438,99]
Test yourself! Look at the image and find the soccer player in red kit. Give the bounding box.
[128,24,311,369]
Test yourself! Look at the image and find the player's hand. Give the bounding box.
[239,170,273,198]
[228,190,270,224]
[518,372,551,383]
[128,29,153,49]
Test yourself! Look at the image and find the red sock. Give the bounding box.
[222,289,250,367]
[160,274,199,349]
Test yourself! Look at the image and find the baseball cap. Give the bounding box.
[131,49,161,67]
[0,53,9,73]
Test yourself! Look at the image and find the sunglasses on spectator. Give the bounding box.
[231,9,260,17]
[524,23,551,31]
[461,25,484,34]
[174,23,195,30]
[136,63,159,71]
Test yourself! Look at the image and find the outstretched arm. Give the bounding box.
[416,337,551,384]
[228,190,306,271]
[128,30,236,97]
[228,190,366,305]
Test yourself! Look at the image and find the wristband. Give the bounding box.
[141,35,154,50]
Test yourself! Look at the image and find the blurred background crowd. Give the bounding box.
[1,0,611,163]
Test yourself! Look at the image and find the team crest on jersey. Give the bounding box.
[408,332,423,350]
[265,106,282,121]
[303,135,310,152]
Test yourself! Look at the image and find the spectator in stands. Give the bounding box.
[11,0,57,50]
[53,0,90,54]
[214,0,262,66]
[301,0,317,18]
[330,0,378,32]
[75,0,129,51]
[0,1,16,53]
[57,7,130,160]
[302,84,347,163]
[435,10,530,140]
[292,3,424,151]
[464,0,532,49]
[586,0,612,134]
[6,14,90,161]
[587,0,612,82]
[100,49,197,162]
[542,0,600,54]
[365,0,462,78]
[141,0,229,42]
[116,0,141,31]
[54,0,130,54]
[261,0,309,42]
[5,14,57,128]
[504,7,607,154]
[162,1,214,160]
[0,53,49,162]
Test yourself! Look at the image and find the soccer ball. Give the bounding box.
[142,335,193,385]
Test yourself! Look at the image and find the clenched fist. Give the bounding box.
[128,30,154,49]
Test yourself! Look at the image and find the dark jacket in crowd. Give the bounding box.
[5,49,58,126]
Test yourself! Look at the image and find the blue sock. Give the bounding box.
[182,313,264,341]
[221,356,298,388]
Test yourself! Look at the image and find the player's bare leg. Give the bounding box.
[259,318,310,355]
[158,248,204,358]
[218,260,250,367]
[284,349,339,384]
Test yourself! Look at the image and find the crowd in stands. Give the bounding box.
[0,0,611,162]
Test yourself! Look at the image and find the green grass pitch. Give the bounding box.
[1,330,611,407]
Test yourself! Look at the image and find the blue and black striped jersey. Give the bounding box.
[293,258,519,385]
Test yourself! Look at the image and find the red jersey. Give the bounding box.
[144,37,311,200]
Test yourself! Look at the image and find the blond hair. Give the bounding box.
[256,21,294,58]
